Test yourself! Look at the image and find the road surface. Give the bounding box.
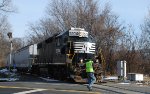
[0,74,149,94]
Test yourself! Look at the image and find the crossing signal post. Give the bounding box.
[7,32,13,75]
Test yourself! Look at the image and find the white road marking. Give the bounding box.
[39,77,59,81]
[13,89,47,94]
[0,85,100,94]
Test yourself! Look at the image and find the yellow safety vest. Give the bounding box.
[86,60,94,72]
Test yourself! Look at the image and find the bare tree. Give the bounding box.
[119,25,142,73]
[91,5,125,75]
[47,0,99,32]
[27,18,60,44]
[139,10,150,75]
[27,0,100,43]
[0,0,16,67]
[27,0,126,75]
[0,15,12,67]
[0,0,15,14]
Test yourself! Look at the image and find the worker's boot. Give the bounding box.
[87,85,92,91]
[89,88,92,91]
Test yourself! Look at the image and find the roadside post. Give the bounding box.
[7,32,13,78]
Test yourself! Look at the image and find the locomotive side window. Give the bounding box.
[61,46,66,54]
[64,37,68,43]
[56,38,60,46]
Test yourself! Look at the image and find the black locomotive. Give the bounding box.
[10,28,101,82]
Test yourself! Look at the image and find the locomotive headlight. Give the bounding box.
[80,59,83,63]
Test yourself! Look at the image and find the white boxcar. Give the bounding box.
[7,44,37,70]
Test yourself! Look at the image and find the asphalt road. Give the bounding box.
[0,74,101,94]
[0,74,149,94]
[0,82,100,94]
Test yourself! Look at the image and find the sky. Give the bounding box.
[8,0,150,38]
[109,0,150,35]
[8,0,48,38]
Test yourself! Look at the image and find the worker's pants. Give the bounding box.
[87,72,96,89]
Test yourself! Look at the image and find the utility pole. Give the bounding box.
[7,32,12,74]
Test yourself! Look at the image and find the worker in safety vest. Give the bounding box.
[85,58,96,91]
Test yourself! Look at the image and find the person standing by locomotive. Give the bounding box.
[85,58,96,91]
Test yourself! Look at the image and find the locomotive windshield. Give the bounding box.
[68,34,94,42]
[69,37,89,42]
